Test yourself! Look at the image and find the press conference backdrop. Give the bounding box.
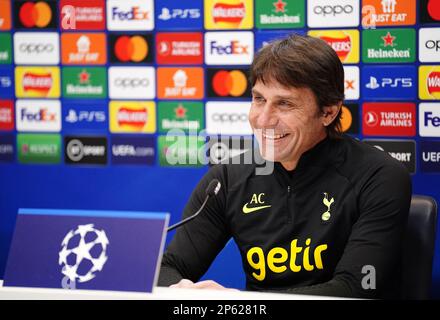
[0,0,440,296]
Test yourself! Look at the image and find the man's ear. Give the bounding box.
[321,102,342,127]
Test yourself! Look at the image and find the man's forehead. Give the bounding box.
[252,80,305,99]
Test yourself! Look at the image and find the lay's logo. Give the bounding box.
[419,66,440,100]
[308,30,359,64]
[109,101,155,133]
[15,66,60,98]
[205,0,253,29]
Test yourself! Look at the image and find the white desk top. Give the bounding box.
[0,280,340,300]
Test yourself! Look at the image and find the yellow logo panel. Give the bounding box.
[308,30,359,64]
[15,66,60,98]
[419,66,440,100]
[204,0,253,30]
[110,101,156,133]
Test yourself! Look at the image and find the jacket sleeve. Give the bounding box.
[158,165,231,287]
[265,163,412,299]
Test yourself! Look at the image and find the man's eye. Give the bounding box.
[253,96,265,102]
[279,100,291,107]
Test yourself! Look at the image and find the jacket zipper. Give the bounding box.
[287,185,292,224]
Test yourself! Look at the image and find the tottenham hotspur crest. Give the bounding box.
[321,192,334,222]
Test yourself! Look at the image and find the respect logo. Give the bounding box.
[15,66,60,98]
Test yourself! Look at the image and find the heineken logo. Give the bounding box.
[158,102,203,133]
[362,28,415,63]
[62,67,107,98]
[255,0,304,28]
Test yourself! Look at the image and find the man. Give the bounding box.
[158,34,412,298]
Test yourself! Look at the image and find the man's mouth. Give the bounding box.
[262,132,290,141]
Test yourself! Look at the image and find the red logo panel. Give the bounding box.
[156,32,203,65]
[0,100,14,131]
[362,102,416,137]
[60,0,105,30]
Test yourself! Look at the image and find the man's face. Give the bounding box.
[249,80,328,170]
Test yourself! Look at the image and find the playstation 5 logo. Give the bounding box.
[366,76,380,89]
[158,7,200,21]
[365,76,412,90]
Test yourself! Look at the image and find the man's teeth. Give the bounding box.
[263,133,287,139]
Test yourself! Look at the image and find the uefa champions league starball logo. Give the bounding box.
[59,224,109,285]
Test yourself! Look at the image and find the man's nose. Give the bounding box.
[256,104,278,128]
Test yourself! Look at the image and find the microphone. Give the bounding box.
[167,179,221,232]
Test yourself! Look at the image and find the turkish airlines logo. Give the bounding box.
[156,32,203,65]
[61,33,106,64]
[362,102,415,136]
[14,32,59,64]
[308,0,359,28]
[60,0,105,30]
[0,100,14,131]
[205,31,254,65]
[109,34,152,63]
[107,0,153,31]
[16,99,61,132]
[15,1,57,29]
[207,68,250,98]
[109,66,155,100]
[109,101,156,133]
[157,67,204,99]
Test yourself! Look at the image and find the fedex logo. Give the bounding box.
[205,32,253,65]
[420,103,440,137]
[107,0,153,31]
[210,41,249,55]
[362,66,416,100]
[112,7,148,21]
[16,100,61,132]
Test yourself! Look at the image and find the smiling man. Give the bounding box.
[158,34,412,299]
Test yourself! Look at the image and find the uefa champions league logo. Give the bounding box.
[59,224,109,289]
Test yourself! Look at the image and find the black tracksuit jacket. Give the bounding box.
[158,135,412,299]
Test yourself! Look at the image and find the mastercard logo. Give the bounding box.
[340,106,352,132]
[19,1,53,28]
[114,36,148,63]
[211,70,248,97]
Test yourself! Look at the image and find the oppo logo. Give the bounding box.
[425,40,440,51]
[212,113,248,123]
[313,5,353,16]
[19,43,54,53]
[114,78,149,88]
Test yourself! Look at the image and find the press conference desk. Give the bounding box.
[0,280,341,300]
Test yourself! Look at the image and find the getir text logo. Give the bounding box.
[247,238,328,281]
[157,67,204,99]
[60,0,105,31]
[205,0,253,29]
[207,68,250,98]
[107,0,154,31]
[362,28,415,63]
[308,29,359,64]
[419,103,440,137]
[205,31,254,65]
[14,1,57,29]
[16,99,61,132]
[109,33,153,64]
[61,33,106,65]
[15,66,60,98]
[0,0,11,30]
[362,0,416,27]
[419,66,440,100]
[362,102,416,137]
[0,100,14,131]
[109,101,156,134]
[156,32,203,65]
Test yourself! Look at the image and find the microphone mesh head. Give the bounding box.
[206,179,221,196]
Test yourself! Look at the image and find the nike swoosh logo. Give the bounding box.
[242,203,272,214]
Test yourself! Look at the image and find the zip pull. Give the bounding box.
[287,185,291,196]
